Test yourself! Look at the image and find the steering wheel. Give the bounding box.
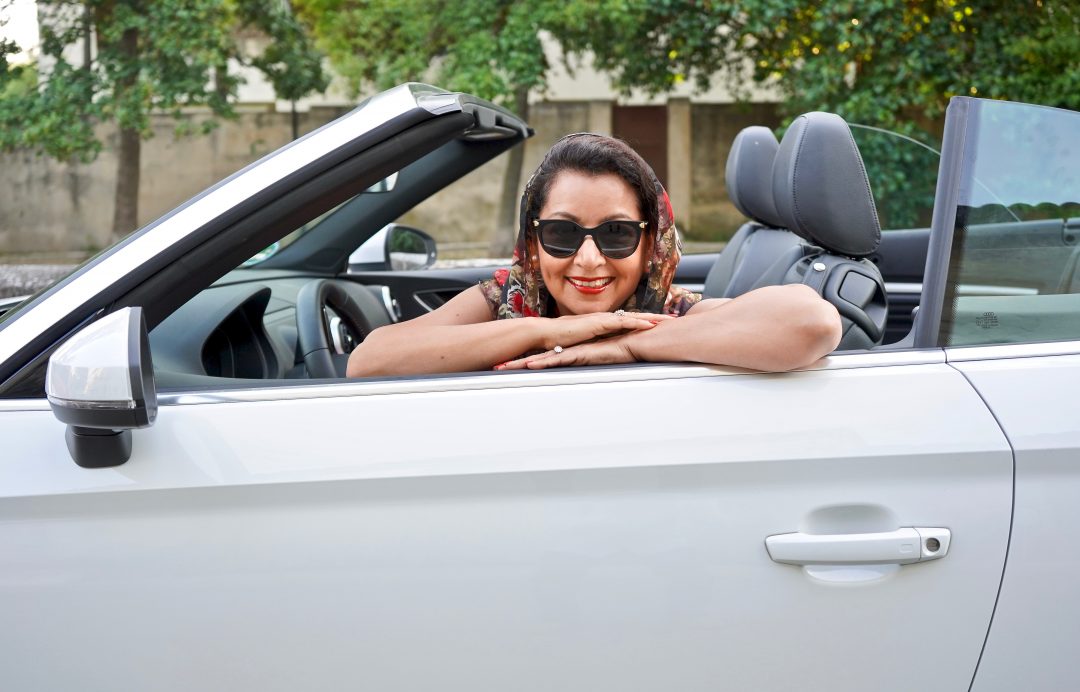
[295,280,374,378]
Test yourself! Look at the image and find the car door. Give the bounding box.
[911,97,1080,690]
[0,84,1015,691]
[2,351,1011,691]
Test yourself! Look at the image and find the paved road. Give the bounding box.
[0,264,75,299]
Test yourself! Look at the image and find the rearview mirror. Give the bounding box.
[46,307,157,468]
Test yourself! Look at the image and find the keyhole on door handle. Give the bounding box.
[925,537,941,553]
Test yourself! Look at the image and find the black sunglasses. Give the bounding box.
[533,219,646,260]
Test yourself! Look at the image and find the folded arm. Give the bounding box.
[627,284,842,371]
[345,287,534,377]
[504,284,842,373]
[345,285,665,377]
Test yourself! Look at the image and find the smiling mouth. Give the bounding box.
[566,276,614,294]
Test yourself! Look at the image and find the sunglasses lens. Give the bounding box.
[538,221,583,257]
[594,221,641,259]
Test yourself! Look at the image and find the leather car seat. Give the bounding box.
[767,111,888,350]
[703,126,808,298]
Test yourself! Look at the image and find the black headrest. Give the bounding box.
[771,112,881,257]
[725,126,785,228]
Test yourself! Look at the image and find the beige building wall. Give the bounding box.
[0,106,347,255]
[691,102,782,240]
[0,100,780,256]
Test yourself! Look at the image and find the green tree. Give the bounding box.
[0,0,329,241]
[572,1,1079,229]
[728,1,1080,125]
[290,1,1080,243]
[732,1,1079,227]
[551,1,741,99]
[294,0,552,255]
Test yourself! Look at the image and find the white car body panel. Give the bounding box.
[950,349,1080,691]
[1,357,1011,690]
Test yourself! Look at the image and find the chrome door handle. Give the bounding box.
[765,527,951,566]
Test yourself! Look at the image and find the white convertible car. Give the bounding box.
[1,84,1077,691]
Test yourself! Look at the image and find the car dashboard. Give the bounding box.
[149,269,396,388]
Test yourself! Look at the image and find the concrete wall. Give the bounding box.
[0,106,348,255]
[690,102,782,241]
[0,100,781,256]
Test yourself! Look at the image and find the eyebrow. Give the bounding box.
[544,210,640,223]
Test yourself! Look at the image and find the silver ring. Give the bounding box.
[553,345,563,354]
[614,309,626,317]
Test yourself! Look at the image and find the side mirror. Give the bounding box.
[388,225,437,270]
[348,223,438,271]
[46,307,157,468]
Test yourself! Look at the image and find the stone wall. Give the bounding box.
[0,100,780,256]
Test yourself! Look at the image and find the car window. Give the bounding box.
[849,124,940,232]
[939,99,1080,347]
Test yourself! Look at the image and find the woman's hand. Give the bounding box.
[498,333,638,370]
[537,311,672,351]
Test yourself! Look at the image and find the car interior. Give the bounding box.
[139,106,942,389]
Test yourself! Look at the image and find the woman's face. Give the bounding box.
[536,170,648,316]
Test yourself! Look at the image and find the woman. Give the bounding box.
[346,134,840,377]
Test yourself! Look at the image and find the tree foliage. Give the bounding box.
[292,2,1079,236]
[551,1,742,98]
[292,0,550,104]
[719,0,1080,227]
[727,1,1080,125]
[0,0,329,236]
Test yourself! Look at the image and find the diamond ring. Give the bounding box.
[553,345,563,354]
[614,309,626,317]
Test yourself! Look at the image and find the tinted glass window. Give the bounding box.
[849,124,940,231]
[940,99,1080,347]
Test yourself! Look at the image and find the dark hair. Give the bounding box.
[526,134,659,233]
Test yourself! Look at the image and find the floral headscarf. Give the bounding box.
[479,133,701,319]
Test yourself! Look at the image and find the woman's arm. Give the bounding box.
[502,284,841,373]
[345,285,665,377]
[626,285,841,371]
[346,287,539,377]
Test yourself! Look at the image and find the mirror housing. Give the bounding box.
[388,225,437,270]
[349,223,438,271]
[46,307,157,468]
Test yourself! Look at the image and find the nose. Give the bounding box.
[573,235,605,268]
